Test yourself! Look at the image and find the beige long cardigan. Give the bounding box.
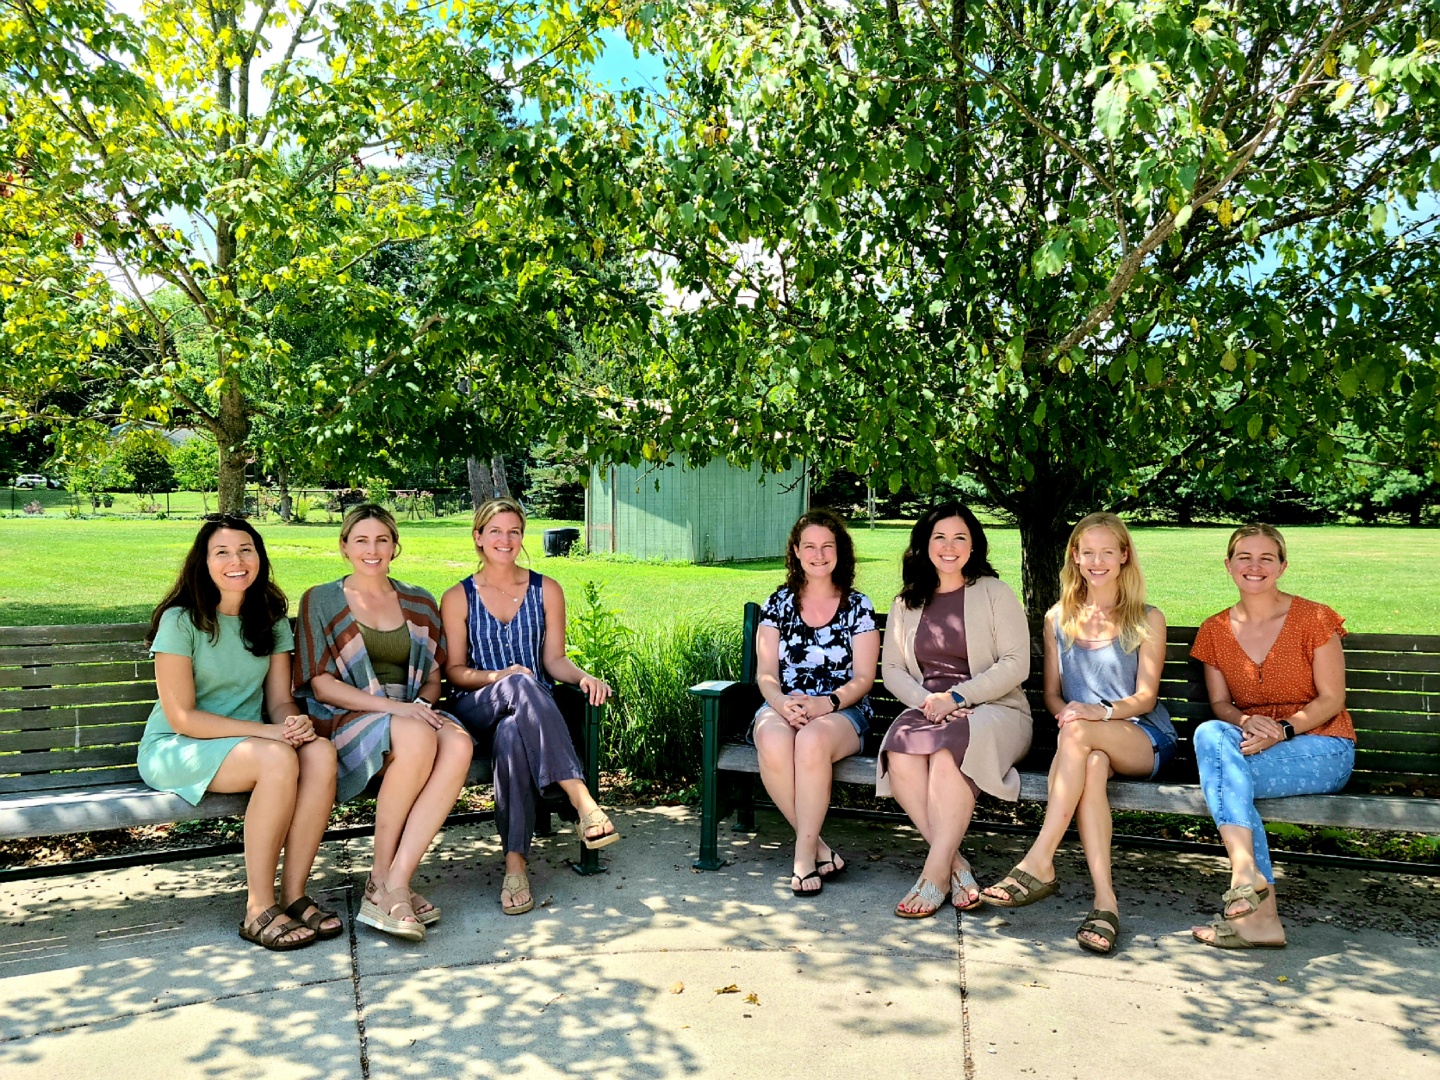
[878,574,1033,800]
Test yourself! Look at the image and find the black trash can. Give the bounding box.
[543,527,581,557]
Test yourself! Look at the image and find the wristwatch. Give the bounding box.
[949,690,966,708]
[1100,698,1114,721]
[827,692,843,711]
[1278,720,1296,741]
[414,695,434,709]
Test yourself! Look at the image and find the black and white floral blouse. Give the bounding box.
[759,585,877,721]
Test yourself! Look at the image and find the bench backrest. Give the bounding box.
[737,603,1440,796]
[0,623,156,793]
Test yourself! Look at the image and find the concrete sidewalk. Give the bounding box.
[0,807,1435,1079]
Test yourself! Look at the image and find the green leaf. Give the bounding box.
[904,136,926,172]
[1094,79,1130,140]
[1246,414,1263,440]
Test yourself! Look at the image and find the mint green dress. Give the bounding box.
[137,608,295,805]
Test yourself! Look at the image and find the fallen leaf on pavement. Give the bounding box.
[744,992,760,1005]
[669,982,685,994]
[714,984,740,995]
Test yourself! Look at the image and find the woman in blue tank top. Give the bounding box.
[440,498,617,916]
[980,513,1177,955]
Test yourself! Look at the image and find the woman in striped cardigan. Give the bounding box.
[294,504,474,942]
[440,497,616,916]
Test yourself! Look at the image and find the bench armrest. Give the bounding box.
[689,679,740,698]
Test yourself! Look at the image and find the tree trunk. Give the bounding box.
[466,455,494,509]
[1014,498,1072,622]
[216,375,250,515]
[491,454,511,499]
[276,458,292,522]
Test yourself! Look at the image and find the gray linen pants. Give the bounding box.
[450,673,584,857]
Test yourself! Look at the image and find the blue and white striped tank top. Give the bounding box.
[461,570,551,689]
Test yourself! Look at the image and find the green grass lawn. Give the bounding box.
[2,516,1437,633]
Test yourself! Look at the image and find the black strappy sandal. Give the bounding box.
[791,870,823,896]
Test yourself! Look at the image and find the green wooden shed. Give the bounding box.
[586,457,808,562]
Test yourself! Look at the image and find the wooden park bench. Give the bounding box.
[688,603,1440,870]
[0,623,609,873]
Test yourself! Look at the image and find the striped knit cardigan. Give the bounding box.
[293,578,454,803]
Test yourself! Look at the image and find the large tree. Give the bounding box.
[562,0,1440,614]
[0,0,641,511]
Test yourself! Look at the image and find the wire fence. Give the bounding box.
[5,485,479,521]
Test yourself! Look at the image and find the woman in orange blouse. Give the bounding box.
[1188,523,1354,949]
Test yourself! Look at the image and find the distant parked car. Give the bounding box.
[13,474,53,489]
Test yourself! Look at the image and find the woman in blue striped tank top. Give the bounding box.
[980,513,1177,955]
[440,498,617,916]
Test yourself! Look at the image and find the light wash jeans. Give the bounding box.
[1193,720,1355,883]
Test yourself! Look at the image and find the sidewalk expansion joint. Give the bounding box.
[340,840,371,1080]
[957,909,975,1080]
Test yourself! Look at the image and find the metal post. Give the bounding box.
[572,698,606,876]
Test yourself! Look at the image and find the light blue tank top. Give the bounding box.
[461,570,551,689]
[1055,617,1174,737]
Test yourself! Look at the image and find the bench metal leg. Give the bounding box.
[695,696,725,870]
[571,701,606,876]
[535,809,553,837]
[733,773,756,832]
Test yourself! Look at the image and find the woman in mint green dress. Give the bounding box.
[138,516,339,951]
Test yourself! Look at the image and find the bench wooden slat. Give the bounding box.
[1344,651,1440,673]
[0,702,154,732]
[0,784,250,840]
[0,661,156,689]
[1348,669,1440,693]
[0,723,149,754]
[0,641,153,667]
[0,623,151,647]
[1350,711,1440,735]
[1,765,145,792]
[0,681,160,710]
[1352,749,1440,772]
[1345,633,1440,653]
[0,746,151,775]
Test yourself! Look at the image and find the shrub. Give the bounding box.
[565,581,742,784]
[607,619,742,783]
[566,581,633,681]
[291,495,312,523]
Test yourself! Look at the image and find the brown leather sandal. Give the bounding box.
[283,894,343,940]
[239,904,315,951]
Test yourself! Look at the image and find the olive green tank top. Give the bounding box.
[358,622,411,687]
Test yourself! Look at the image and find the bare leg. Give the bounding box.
[208,737,306,943]
[368,715,439,931]
[791,714,860,888]
[383,724,473,893]
[752,710,799,829]
[1073,751,1118,949]
[918,750,975,886]
[279,737,339,932]
[985,719,1152,901]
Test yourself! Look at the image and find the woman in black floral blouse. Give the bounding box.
[752,509,879,895]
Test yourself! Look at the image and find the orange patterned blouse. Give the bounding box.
[1190,595,1354,742]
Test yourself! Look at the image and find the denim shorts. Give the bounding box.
[747,702,871,744]
[1134,717,1178,779]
